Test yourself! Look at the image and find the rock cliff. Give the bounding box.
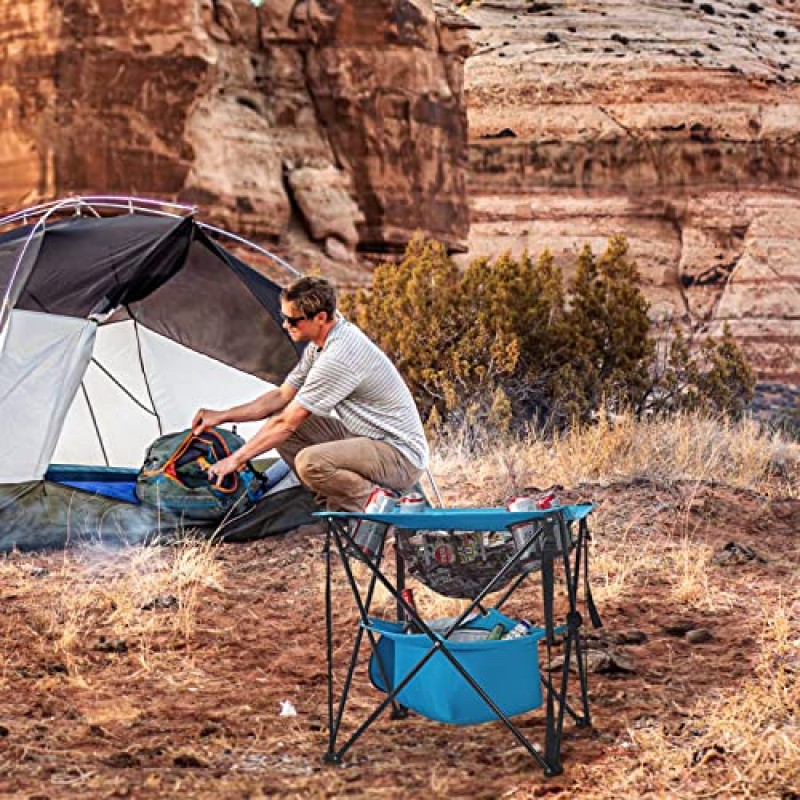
[0,0,472,274]
[461,0,800,386]
[2,0,798,388]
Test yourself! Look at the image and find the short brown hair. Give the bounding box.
[281,276,337,321]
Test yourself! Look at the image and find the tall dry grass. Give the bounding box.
[380,411,800,619]
[39,535,223,676]
[426,411,799,613]
[566,601,800,800]
[432,412,800,500]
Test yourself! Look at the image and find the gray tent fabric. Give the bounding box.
[124,233,297,384]
[0,215,302,383]
[0,481,172,552]
[0,482,320,553]
[2,215,190,318]
[0,203,313,553]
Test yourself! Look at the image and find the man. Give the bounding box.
[192,276,428,512]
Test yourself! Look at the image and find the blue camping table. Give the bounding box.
[316,504,599,776]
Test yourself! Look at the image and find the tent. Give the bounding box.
[0,196,320,552]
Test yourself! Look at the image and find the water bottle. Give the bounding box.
[503,620,533,639]
[486,623,506,640]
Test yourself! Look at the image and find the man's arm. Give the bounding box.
[192,383,297,434]
[206,399,310,482]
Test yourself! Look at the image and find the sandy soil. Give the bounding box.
[0,481,797,799]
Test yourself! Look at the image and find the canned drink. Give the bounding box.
[401,587,423,633]
[507,495,535,513]
[353,487,397,557]
[455,532,481,564]
[450,628,492,643]
[400,587,416,608]
[418,530,448,567]
[398,492,426,513]
[507,496,541,570]
[536,491,558,510]
[504,620,533,640]
[432,540,456,565]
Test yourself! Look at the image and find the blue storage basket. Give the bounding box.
[366,609,545,726]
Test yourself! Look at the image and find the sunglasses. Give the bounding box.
[280,311,310,327]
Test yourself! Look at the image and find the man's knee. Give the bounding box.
[294,446,331,488]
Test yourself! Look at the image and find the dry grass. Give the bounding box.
[589,519,664,606]
[566,602,800,800]
[23,536,224,680]
[429,412,799,798]
[0,411,797,798]
[591,517,739,611]
[407,412,795,647]
[432,412,800,501]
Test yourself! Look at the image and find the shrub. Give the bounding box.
[649,323,756,417]
[342,235,756,433]
[557,236,654,421]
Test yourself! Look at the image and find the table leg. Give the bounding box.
[323,521,340,763]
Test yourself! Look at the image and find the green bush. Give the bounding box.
[649,324,756,417]
[341,234,756,436]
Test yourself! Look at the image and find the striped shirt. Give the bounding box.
[285,317,429,469]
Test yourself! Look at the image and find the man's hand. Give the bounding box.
[192,408,226,435]
[206,453,242,486]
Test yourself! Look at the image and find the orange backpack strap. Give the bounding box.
[140,429,240,494]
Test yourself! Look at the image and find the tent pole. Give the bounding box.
[81,383,110,467]
[90,357,160,419]
[131,315,163,436]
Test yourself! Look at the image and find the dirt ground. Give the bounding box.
[0,480,797,799]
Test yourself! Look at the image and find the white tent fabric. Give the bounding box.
[0,310,96,482]
[52,320,277,469]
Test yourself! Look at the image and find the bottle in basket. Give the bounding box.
[486,623,506,640]
[503,619,533,640]
[401,588,423,633]
[353,487,397,558]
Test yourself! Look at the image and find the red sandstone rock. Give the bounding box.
[2,0,798,386]
[0,0,471,266]
[461,0,800,385]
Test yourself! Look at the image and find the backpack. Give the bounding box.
[136,427,262,522]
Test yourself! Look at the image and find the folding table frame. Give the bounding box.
[318,505,599,777]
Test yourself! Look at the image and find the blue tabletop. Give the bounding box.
[314,503,593,531]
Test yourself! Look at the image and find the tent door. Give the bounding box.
[0,309,96,483]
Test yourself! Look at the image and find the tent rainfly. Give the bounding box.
[0,197,319,552]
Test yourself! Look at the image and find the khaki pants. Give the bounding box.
[277,415,422,512]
